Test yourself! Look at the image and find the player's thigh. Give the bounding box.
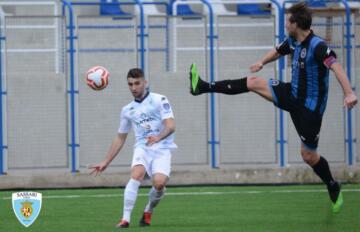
[290,107,322,151]
[151,149,172,179]
[247,76,274,102]
[131,148,150,180]
[269,80,293,111]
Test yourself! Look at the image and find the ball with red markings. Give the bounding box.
[86,66,109,90]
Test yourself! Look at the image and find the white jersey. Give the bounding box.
[118,92,177,150]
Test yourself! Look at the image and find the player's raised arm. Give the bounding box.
[250,48,281,73]
[89,133,128,176]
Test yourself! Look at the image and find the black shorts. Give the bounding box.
[268,79,323,150]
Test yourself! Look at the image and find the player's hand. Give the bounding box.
[146,135,160,146]
[88,161,108,176]
[344,92,358,109]
[250,62,263,73]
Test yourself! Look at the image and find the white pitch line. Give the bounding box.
[2,188,360,200]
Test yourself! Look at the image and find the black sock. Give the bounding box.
[312,156,340,202]
[312,156,335,187]
[201,77,249,95]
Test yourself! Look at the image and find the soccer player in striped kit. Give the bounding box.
[189,2,357,213]
[90,68,176,228]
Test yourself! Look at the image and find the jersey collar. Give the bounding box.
[300,30,314,46]
[134,91,150,103]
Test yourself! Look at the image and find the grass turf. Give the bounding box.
[1,184,359,232]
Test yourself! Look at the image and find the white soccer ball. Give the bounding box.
[86,66,109,91]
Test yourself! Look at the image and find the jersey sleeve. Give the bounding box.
[314,41,337,68]
[158,96,174,120]
[118,108,131,134]
[276,38,291,56]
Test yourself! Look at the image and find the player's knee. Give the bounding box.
[131,176,143,182]
[130,173,144,181]
[247,76,262,91]
[153,182,165,191]
[152,176,167,190]
[301,149,318,166]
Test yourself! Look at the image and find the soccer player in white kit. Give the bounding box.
[89,68,176,229]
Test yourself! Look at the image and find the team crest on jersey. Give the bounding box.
[300,48,307,58]
[270,79,279,86]
[12,192,42,227]
[163,103,170,110]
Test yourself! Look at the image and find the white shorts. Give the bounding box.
[131,147,172,177]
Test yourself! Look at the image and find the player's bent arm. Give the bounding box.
[103,133,128,166]
[250,48,281,72]
[331,62,353,95]
[157,118,176,141]
[330,62,358,108]
[260,48,281,66]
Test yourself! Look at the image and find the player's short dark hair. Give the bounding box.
[127,68,144,79]
[287,2,312,30]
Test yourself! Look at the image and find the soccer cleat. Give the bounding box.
[115,220,129,229]
[332,191,343,213]
[139,212,152,227]
[189,63,206,96]
[327,181,343,213]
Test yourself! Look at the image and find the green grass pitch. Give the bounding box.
[1,184,359,232]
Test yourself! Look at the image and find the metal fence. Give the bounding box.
[0,0,359,175]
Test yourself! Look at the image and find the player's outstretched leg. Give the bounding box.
[189,63,249,95]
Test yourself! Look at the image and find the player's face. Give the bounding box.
[286,14,297,37]
[127,77,147,99]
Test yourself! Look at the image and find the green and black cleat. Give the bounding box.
[332,190,343,213]
[328,182,343,213]
[189,63,203,96]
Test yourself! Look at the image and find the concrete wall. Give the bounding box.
[0,1,359,188]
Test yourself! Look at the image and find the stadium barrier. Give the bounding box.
[0,0,359,188]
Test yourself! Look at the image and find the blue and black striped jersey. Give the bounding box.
[276,31,337,115]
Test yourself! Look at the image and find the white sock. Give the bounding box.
[144,187,165,213]
[122,179,141,222]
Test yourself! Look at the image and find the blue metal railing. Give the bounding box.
[201,0,217,168]
[270,0,286,167]
[170,0,283,168]
[170,0,218,168]
[0,11,4,174]
[135,0,146,72]
[0,0,354,174]
[69,1,169,72]
[70,1,144,70]
[342,0,354,165]
[61,0,78,173]
[56,0,355,172]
